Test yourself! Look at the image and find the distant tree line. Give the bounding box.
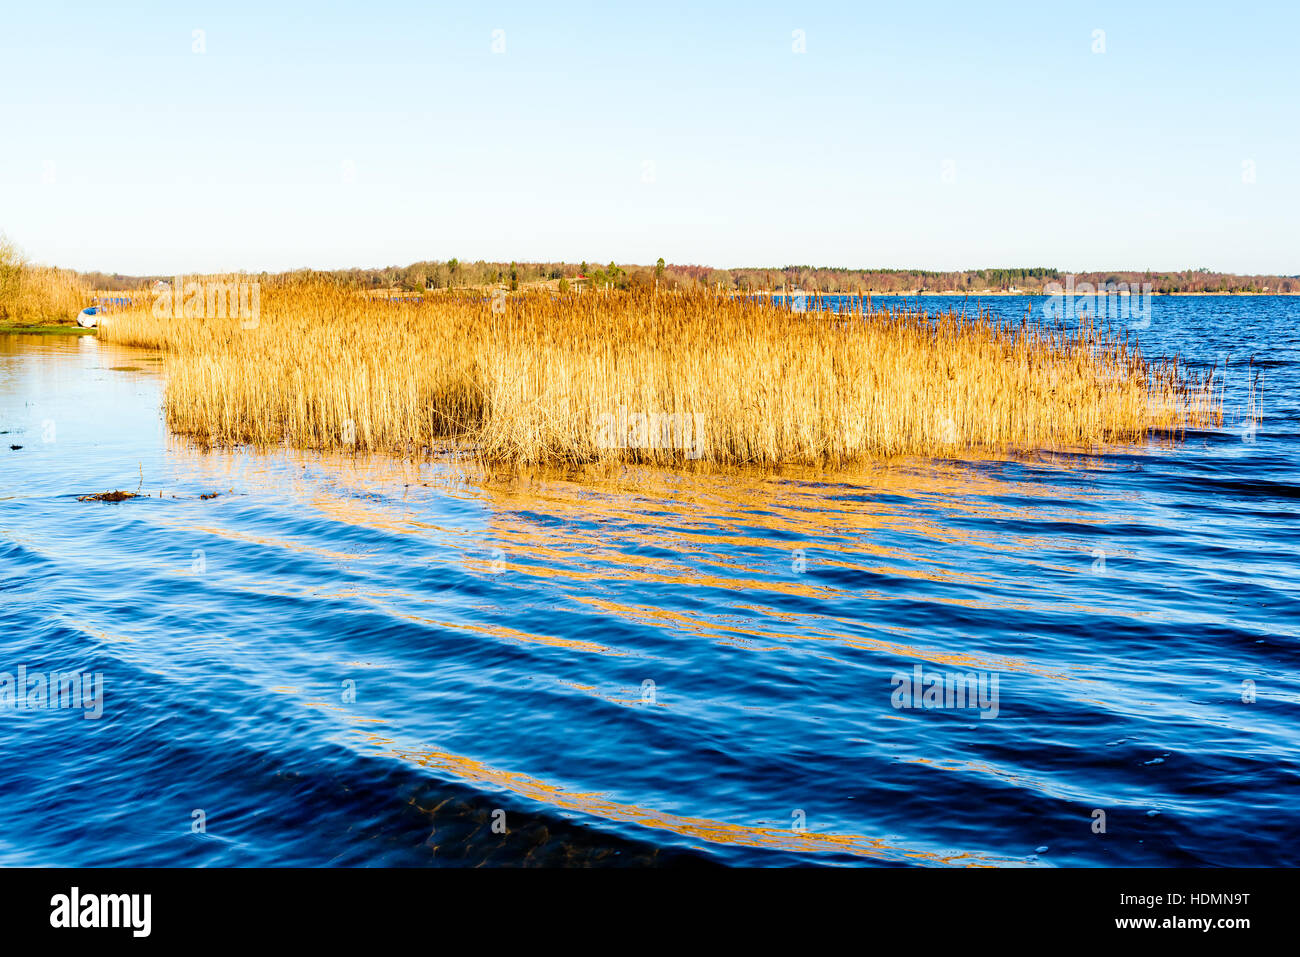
[78,261,1300,295]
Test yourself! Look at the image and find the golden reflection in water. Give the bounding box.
[177,523,366,562]
[152,441,1163,686]
[363,731,1030,867]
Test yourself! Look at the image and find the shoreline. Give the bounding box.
[756,290,1298,297]
[0,323,95,336]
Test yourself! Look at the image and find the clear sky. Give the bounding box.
[2,1,1296,275]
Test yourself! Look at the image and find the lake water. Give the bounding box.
[1,295,1296,867]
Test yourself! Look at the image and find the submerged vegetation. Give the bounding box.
[100,282,1223,469]
[76,490,142,503]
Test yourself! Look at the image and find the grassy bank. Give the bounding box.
[100,282,1223,468]
[0,323,95,335]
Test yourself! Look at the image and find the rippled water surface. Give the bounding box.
[1,296,1297,867]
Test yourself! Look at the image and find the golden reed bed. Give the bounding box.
[0,236,88,324]
[100,282,1222,468]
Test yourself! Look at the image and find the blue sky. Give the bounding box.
[2,1,1296,275]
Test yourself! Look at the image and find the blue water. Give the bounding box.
[1,296,1297,867]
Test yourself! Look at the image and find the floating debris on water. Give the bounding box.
[76,490,141,503]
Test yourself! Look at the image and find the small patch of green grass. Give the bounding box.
[0,323,96,336]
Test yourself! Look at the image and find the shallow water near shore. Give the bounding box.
[1,295,1297,867]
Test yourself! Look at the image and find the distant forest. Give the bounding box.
[80,260,1300,295]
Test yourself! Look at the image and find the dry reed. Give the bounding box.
[0,236,89,323]
[100,281,1223,468]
